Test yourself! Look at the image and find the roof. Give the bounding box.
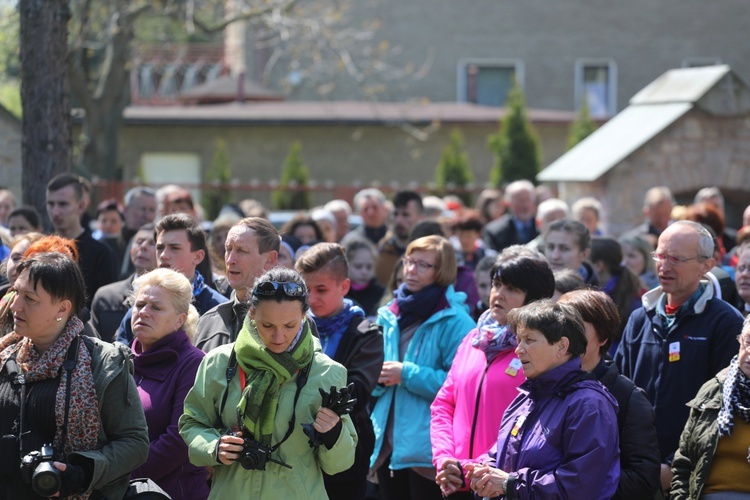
[179,75,284,103]
[117,101,577,126]
[630,65,730,105]
[537,65,741,183]
[536,103,691,182]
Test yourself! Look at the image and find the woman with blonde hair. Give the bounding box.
[129,268,208,499]
[371,235,475,499]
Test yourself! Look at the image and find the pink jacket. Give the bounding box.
[430,330,525,470]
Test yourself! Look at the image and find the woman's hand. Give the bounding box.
[50,462,87,497]
[313,407,341,434]
[465,463,509,498]
[378,361,403,386]
[217,434,246,465]
[436,458,464,496]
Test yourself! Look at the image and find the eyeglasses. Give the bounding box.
[402,257,437,273]
[738,335,750,352]
[253,281,306,298]
[651,252,707,266]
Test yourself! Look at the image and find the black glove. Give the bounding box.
[58,463,88,497]
[318,384,357,416]
[301,420,343,450]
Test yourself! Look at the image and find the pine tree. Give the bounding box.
[487,83,541,187]
[566,98,597,150]
[273,141,312,210]
[204,139,232,218]
[435,129,473,206]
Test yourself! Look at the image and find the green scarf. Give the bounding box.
[234,317,314,445]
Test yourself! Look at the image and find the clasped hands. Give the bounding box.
[436,460,508,498]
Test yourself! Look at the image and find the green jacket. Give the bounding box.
[179,343,358,499]
[71,336,150,499]
[670,368,728,500]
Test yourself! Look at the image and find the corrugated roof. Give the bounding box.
[119,101,577,126]
[630,64,730,105]
[537,103,691,182]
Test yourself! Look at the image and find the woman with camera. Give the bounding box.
[0,252,149,499]
[179,267,357,499]
[128,268,208,499]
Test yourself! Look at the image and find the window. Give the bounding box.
[457,59,523,107]
[575,60,617,118]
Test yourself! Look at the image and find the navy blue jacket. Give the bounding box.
[614,283,743,462]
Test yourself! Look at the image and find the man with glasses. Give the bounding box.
[614,220,743,497]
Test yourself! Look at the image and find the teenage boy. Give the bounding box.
[296,243,384,500]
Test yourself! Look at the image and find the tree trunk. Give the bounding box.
[19,0,71,227]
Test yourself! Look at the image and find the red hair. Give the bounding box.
[24,235,79,261]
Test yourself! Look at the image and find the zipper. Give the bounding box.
[469,361,491,458]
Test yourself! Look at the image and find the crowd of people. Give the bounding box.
[0,175,749,499]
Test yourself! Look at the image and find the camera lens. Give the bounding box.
[32,462,61,497]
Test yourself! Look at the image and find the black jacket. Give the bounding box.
[324,315,383,487]
[482,214,538,252]
[89,274,134,342]
[596,359,661,500]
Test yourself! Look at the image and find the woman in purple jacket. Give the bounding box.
[466,300,620,500]
[130,268,209,499]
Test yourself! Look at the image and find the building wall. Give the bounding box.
[0,109,22,197]
[565,110,750,236]
[275,0,750,116]
[118,120,569,207]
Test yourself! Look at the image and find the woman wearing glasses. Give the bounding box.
[370,235,475,499]
[671,319,750,499]
[179,267,357,499]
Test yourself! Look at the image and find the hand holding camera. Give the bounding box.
[20,444,87,497]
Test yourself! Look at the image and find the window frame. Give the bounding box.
[574,58,618,118]
[457,58,525,106]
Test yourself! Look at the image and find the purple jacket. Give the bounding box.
[490,358,620,500]
[131,330,209,500]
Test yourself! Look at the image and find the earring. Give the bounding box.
[56,317,62,322]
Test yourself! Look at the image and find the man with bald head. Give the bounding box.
[614,220,743,496]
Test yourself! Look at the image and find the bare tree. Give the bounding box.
[20,0,71,223]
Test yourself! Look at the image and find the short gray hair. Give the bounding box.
[124,186,156,206]
[504,180,536,202]
[670,220,715,259]
[353,188,386,212]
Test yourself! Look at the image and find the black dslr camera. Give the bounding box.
[20,444,61,496]
[236,436,273,471]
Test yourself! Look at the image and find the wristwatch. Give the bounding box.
[502,472,517,497]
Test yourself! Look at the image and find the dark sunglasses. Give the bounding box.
[253,281,306,298]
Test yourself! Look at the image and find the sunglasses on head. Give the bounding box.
[253,281,306,298]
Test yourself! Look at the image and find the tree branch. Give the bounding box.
[192,0,302,34]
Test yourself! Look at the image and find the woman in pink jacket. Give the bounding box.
[430,246,555,498]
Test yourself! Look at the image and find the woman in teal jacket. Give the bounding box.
[371,235,475,499]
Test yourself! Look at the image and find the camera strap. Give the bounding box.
[219,351,312,451]
[60,336,80,460]
[4,356,27,460]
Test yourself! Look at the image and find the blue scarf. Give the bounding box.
[392,283,445,332]
[191,270,207,298]
[312,299,364,357]
[471,309,517,362]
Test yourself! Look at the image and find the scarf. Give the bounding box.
[192,270,207,298]
[471,309,517,362]
[312,299,364,357]
[0,316,99,499]
[392,283,446,332]
[717,355,750,438]
[233,317,314,445]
